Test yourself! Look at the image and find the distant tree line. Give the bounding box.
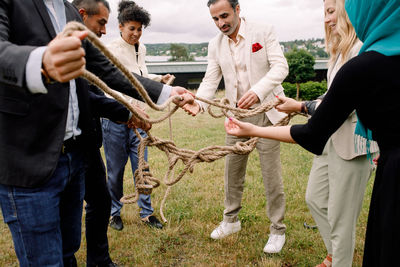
[145,38,328,59]
[281,38,328,58]
[146,43,208,58]
[169,44,194,62]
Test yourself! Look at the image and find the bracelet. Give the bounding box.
[301,102,308,114]
[41,67,56,84]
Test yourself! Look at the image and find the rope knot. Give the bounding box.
[60,22,299,221]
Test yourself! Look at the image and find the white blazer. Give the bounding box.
[107,36,162,82]
[196,18,288,124]
[106,37,162,107]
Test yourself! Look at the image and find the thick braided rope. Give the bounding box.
[64,22,181,124]
[62,22,298,209]
[83,71,180,124]
[119,111,296,205]
[160,96,176,223]
[197,96,279,119]
[63,22,293,124]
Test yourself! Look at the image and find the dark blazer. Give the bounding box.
[0,0,163,187]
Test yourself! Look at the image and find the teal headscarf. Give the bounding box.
[345,0,400,56]
[345,0,400,156]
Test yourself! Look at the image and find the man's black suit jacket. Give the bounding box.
[0,0,163,187]
[89,86,130,148]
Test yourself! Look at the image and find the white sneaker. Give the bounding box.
[210,221,241,240]
[263,233,285,253]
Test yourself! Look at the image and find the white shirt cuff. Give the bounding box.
[157,85,172,105]
[26,46,48,94]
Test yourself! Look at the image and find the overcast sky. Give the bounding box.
[87,0,325,44]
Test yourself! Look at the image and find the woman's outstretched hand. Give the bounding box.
[275,96,302,114]
[224,117,256,137]
[225,117,296,143]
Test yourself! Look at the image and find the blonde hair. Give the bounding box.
[325,0,358,67]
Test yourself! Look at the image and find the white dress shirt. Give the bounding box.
[227,19,251,101]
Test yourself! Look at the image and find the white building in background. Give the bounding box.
[314,40,325,48]
[145,59,328,89]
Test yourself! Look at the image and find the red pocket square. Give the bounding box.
[252,42,263,53]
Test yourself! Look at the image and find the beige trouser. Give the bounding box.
[223,112,286,235]
[305,139,374,267]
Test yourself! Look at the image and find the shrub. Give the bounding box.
[282,81,327,100]
[282,82,297,99]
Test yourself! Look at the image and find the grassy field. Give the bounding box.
[0,94,374,266]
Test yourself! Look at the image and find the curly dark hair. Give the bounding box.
[118,0,151,28]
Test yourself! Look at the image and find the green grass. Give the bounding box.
[0,92,374,266]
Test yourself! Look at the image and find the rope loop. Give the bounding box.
[60,22,300,219]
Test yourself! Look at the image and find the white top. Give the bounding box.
[227,19,251,100]
[107,36,162,108]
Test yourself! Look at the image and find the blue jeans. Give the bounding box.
[102,119,153,218]
[0,151,86,267]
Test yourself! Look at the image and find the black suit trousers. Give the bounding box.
[84,148,112,266]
